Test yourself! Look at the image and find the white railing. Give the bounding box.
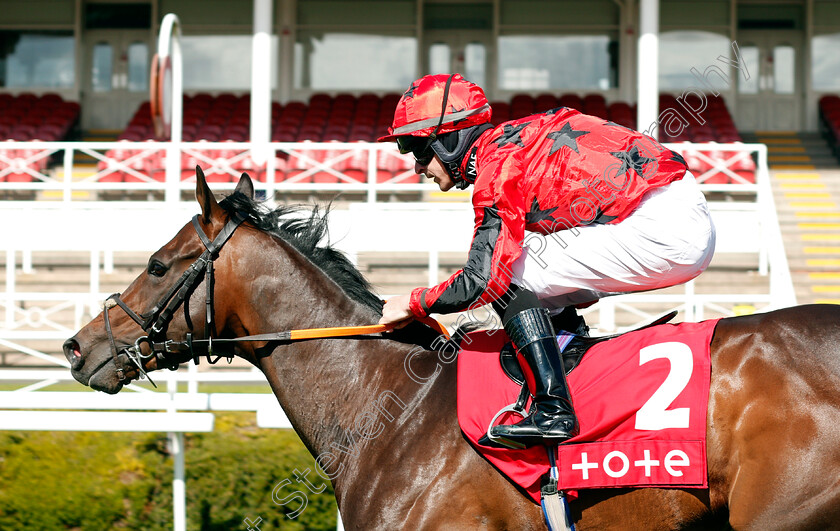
[0,142,794,368]
[0,140,428,203]
[1,141,793,341]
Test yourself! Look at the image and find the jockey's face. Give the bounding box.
[417,154,455,192]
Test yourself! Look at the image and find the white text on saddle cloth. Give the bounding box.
[553,336,713,490]
[559,440,705,487]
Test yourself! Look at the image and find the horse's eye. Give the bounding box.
[148,260,168,277]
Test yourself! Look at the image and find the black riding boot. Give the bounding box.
[490,307,579,448]
[551,306,589,337]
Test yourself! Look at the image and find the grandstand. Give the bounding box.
[3,2,840,527]
[8,0,840,362]
[2,91,756,187]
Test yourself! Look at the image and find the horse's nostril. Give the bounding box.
[63,338,81,359]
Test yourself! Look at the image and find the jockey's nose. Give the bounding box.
[415,160,428,174]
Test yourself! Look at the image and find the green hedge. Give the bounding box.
[0,413,337,530]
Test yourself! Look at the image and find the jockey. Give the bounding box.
[377,73,716,448]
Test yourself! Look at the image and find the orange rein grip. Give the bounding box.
[285,317,450,342]
[288,324,393,341]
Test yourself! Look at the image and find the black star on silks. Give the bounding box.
[610,146,656,178]
[546,122,589,155]
[670,151,687,166]
[545,106,569,116]
[605,121,634,132]
[525,197,558,225]
[493,121,530,147]
[403,83,419,98]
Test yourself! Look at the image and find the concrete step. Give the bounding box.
[743,132,840,170]
[770,166,840,304]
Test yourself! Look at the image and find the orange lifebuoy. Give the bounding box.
[149,53,164,139]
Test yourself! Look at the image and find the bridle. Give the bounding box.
[103,212,246,386]
[100,209,451,388]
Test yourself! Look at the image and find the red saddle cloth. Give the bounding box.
[456,320,719,503]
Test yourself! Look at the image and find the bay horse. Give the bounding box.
[64,170,840,530]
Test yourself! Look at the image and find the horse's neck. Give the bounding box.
[258,301,446,502]
[247,240,450,496]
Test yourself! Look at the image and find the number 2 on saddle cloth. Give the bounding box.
[455,313,718,503]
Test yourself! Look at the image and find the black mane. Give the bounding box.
[219,192,383,314]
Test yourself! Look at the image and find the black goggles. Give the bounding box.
[397,136,435,166]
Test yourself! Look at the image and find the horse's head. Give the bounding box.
[63,167,255,393]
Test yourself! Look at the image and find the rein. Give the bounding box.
[102,211,449,387]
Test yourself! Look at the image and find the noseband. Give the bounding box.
[103,212,246,385]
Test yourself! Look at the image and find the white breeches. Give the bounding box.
[511,172,716,312]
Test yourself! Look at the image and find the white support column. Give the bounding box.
[103,250,114,275]
[620,0,637,102]
[169,376,186,531]
[63,147,74,203]
[157,14,183,204]
[170,431,186,531]
[278,0,295,104]
[428,250,439,288]
[366,147,377,203]
[637,0,660,138]
[5,250,14,329]
[22,250,32,274]
[89,250,100,300]
[684,279,696,322]
[251,0,274,165]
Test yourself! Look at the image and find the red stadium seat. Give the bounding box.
[190,93,213,109]
[558,93,583,111]
[510,94,535,119]
[490,101,510,126]
[534,94,559,113]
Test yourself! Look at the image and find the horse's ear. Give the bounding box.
[195,165,223,223]
[235,172,255,200]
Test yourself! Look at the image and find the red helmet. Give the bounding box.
[377,73,492,142]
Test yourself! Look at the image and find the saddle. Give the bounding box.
[499,310,678,386]
[456,312,717,507]
[480,311,678,452]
